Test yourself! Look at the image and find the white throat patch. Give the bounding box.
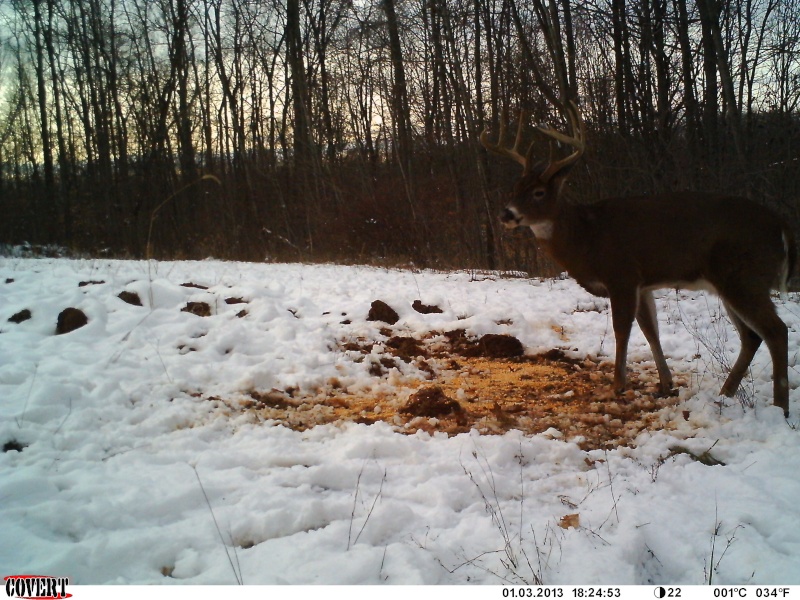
[530,220,554,240]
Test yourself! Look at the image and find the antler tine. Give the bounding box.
[536,102,584,151]
[565,100,586,148]
[513,110,526,157]
[480,111,529,170]
[538,100,585,180]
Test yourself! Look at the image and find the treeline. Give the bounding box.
[0,0,798,271]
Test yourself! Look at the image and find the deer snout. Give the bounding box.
[500,207,522,229]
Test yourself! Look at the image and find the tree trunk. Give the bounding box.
[698,0,743,162]
[381,0,416,218]
[612,0,629,133]
[32,0,56,241]
[174,0,197,184]
[286,0,313,171]
[674,0,699,158]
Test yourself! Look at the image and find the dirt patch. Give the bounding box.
[8,309,32,324]
[367,300,399,325]
[2,439,27,453]
[214,331,681,450]
[386,335,427,360]
[471,333,524,358]
[182,301,212,317]
[118,291,143,306]
[56,307,88,334]
[412,300,443,314]
[402,386,464,419]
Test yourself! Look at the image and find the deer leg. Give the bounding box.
[719,302,762,399]
[609,289,638,394]
[636,290,674,395]
[721,294,789,416]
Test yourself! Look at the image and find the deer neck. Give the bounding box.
[529,200,576,245]
[532,202,597,279]
[530,220,555,241]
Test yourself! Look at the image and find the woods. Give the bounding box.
[0,0,798,271]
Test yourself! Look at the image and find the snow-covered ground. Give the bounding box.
[1,257,799,584]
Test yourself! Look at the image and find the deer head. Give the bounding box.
[481,102,585,232]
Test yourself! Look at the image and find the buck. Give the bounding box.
[482,101,795,416]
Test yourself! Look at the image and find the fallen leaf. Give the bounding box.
[559,513,580,529]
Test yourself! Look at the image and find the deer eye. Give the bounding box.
[532,188,546,200]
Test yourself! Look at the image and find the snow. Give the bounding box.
[1,257,799,585]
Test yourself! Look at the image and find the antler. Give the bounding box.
[480,102,586,181]
[537,101,585,181]
[480,111,530,170]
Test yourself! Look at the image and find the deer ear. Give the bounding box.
[553,161,576,178]
[550,162,576,191]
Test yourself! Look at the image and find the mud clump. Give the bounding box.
[367,300,399,325]
[246,390,296,410]
[412,300,443,314]
[3,439,27,453]
[369,356,398,376]
[386,336,427,360]
[477,334,524,358]
[402,386,463,418]
[8,309,32,324]
[182,301,212,317]
[453,332,524,358]
[539,348,583,366]
[56,307,88,334]
[118,291,143,306]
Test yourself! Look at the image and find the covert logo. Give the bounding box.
[3,576,71,599]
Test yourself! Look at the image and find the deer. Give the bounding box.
[481,101,795,416]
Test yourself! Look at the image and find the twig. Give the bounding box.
[192,465,243,585]
[16,362,39,428]
[346,461,365,550]
[604,449,620,524]
[470,442,516,567]
[153,340,173,383]
[379,546,389,581]
[707,501,720,585]
[348,460,386,550]
[353,468,386,547]
[52,396,72,436]
[526,527,545,585]
[706,497,743,584]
